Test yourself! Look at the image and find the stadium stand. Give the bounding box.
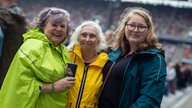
[17,0,192,63]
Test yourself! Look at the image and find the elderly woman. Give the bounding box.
[66,21,109,108]
[99,7,167,108]
[0,7,75,108]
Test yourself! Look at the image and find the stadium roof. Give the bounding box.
[121,0,192,8]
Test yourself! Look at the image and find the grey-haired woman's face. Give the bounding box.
[78,25,99,50]
[43,17,67,46]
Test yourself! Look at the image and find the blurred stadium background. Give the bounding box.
[17,0,192,64]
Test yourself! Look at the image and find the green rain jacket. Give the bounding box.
[0,28,71,108]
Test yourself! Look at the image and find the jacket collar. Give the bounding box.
[108,47,164,62]
[69,44,109,67]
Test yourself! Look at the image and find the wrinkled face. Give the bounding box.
[78,25,99,50]
[125,14,148,45]
[43,17,67,46]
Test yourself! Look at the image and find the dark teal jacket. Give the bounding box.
[108,48,166,108]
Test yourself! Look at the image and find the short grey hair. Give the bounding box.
[67,21,105,52]
[28,7,72,37]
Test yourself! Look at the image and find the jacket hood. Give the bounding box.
[23,28,49,43]
[108,47,165,62]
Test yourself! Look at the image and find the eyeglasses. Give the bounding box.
[126,24,148,32]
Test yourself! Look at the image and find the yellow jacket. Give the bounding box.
[66,44,109,108]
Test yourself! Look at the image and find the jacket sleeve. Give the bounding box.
[0,49,42,108]
[133,54,167,108]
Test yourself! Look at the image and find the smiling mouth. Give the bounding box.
[53,34,61,37]
[131,34,139,38]
[84,42,92,44]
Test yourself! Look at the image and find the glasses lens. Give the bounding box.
[138,26,147,32]
[127,24,135,31]
[127,24,147,32]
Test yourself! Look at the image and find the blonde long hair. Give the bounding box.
[114,7,162,55]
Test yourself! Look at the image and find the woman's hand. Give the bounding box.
[54,77,75,92]
[41,77,75,92]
